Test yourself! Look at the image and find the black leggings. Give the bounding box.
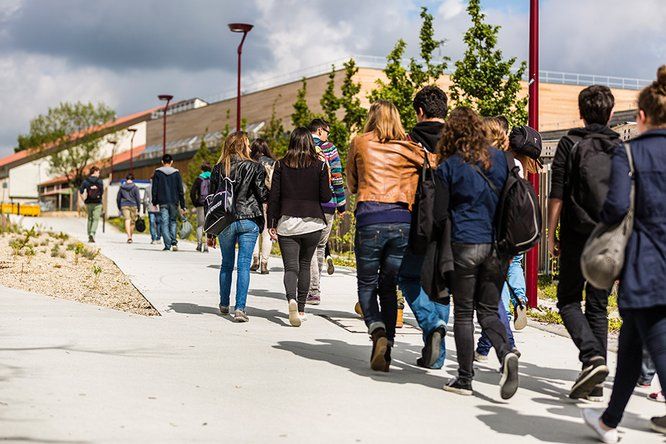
[278,230,322,312]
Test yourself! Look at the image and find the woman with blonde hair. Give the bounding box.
[207,131,269,322]
[346,100,434,371]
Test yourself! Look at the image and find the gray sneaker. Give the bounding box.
[172,244,178,252]
[219,305,229,315]
[234,310,249,322]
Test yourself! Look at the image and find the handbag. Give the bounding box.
[203,174,236,236]
[179,217,192,239]
[581,143,635,290]
[135,216,146,233]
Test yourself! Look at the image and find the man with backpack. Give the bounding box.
[152,154,186,251]
[78,166,104,243]
[306,118,346,305]
[548,85,620,401]
[190,163,212,252]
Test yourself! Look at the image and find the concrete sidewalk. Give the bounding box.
[0,216,662,443]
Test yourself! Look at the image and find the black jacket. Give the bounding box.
[78,176,104,204]
[152,166,186,209]
[210,157,268,225]
[409,121,444,153]
[267,160,332,229]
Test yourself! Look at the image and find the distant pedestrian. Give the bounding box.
[151,154,186,251]
[347,100,432,372]
[268,128,332,327]
[78,166,104,243]
[190,162,212,252]
[143,178,162,244]
[582,65,666,443]
[208,132,268,322]
[250,138,276,274]
[548,85,620,401]
[116,173,141,243]
[306,119,346,306]
[436,107,519,399]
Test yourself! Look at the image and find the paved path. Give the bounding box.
[0,216,662,443]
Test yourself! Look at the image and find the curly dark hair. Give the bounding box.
[413,85,448,119]
[437,107,491,170]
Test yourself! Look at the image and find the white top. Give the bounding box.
[277,216,325,237]
[514,158,525,179]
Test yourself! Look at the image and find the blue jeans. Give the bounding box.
[398,249,450,368]
[502,255,527,318]
[355,223,410,342]
[639,347,657,386]
[159,204,179,248]
[217,219,259,311]
[148,211,162,241]
[476,299,516,355]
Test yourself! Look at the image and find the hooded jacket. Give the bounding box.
[152,165,185,209]
[190,171,212,208]
[79,176,104,204]
[117,181,141,211]
[409,121,444,153]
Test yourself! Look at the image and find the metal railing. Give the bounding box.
[204,54,651,104]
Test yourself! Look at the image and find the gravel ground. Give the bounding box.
[0,226,158,316]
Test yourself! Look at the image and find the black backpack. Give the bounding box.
[410,153,446,255]
[565,134,617,234]
[475,151,541,258]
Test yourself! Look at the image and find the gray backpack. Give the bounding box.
[580,143,634,290]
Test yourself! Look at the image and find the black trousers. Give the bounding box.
[557,230,609,364]
[451,243,510,382]
[278,230,321,312]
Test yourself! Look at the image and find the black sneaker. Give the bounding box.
[422,326,446,368]
[384,343,392,372]
[570,357,609,399]
[500,352,520,400]
[370,328,389,372]
[443,378,473,396]
[650,415,666,434]
[586,384,604,402]
[88,235,95,243]
[512,348,522,359]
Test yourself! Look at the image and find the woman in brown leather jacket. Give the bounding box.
[346,100,430,372]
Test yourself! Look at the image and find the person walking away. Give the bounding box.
[306,118,346,305]
[475,120,540,361]
[548,85,620,401]
[78,166,104,243]
[347,100,433,372]
[207,132,268,322]
[250,138,276,274]
[152,154,186,251]
[117,173,141,243]
[190,163,212,252]
[398,85,450,369]
[268,128,332,327]
[436,107,519,399]
[143,178,162,244]
[581,65,666,443]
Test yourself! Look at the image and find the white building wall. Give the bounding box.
[9,157,56,201]
[0,177,9,202]
[98,122,147,159]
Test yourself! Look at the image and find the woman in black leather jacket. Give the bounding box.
[207,132,269,322]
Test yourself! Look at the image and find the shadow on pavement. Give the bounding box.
[167,302,291,327]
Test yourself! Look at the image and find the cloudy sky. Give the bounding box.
[0,0,664,156]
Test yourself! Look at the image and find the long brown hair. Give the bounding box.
[483,116,509,150]
[281,127,319,168]
[438,107,491,169]
[363,100,406,142]
[218,131,251,175]
[250,137,276,161]
[638,65,666,128]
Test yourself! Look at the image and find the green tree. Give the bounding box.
[368,7,449,130]
[185,129,219,196]
[261,98,289,158]
[339,59,367,137]
[17,101,116,188]
[291,77,314,128]
[449,0,528,125]
[320,66,351,161]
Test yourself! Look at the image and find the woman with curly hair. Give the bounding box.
[436,107,519,399]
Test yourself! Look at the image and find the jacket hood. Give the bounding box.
[568,124,620,140]
[156,166,179,175]
[120,182,137,191]
[409,121,444,153]
[87,176,102,184]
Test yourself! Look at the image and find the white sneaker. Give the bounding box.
[581,408,618,443]
[299,313,307,322]
[474,351,488,362]
[288,300,301,327]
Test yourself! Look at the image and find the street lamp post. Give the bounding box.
[158,94,173,156]
[128,128,137,175]
[526,0,540,309]
[228,23,253,132]
[109,140,118,182]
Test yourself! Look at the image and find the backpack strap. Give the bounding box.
[471,162,500,197]
[624,142,636,216]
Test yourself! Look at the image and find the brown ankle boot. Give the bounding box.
[396,308,404,328]
[250,257,259,272]
[260,261,269,274]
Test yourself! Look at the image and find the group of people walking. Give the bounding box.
[77,65,666,443]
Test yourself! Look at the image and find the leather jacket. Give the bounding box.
[346,132,437,210]
[210,157,269,223]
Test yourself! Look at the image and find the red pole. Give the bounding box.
[235,32,248,132]
[526,0,539,309]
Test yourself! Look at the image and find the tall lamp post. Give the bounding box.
[108,140,118,182]
[103,139,118,234]
[228,23,253,132]
[526,0,540,309]
[158,94,173,156]
[128,128,137,175]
